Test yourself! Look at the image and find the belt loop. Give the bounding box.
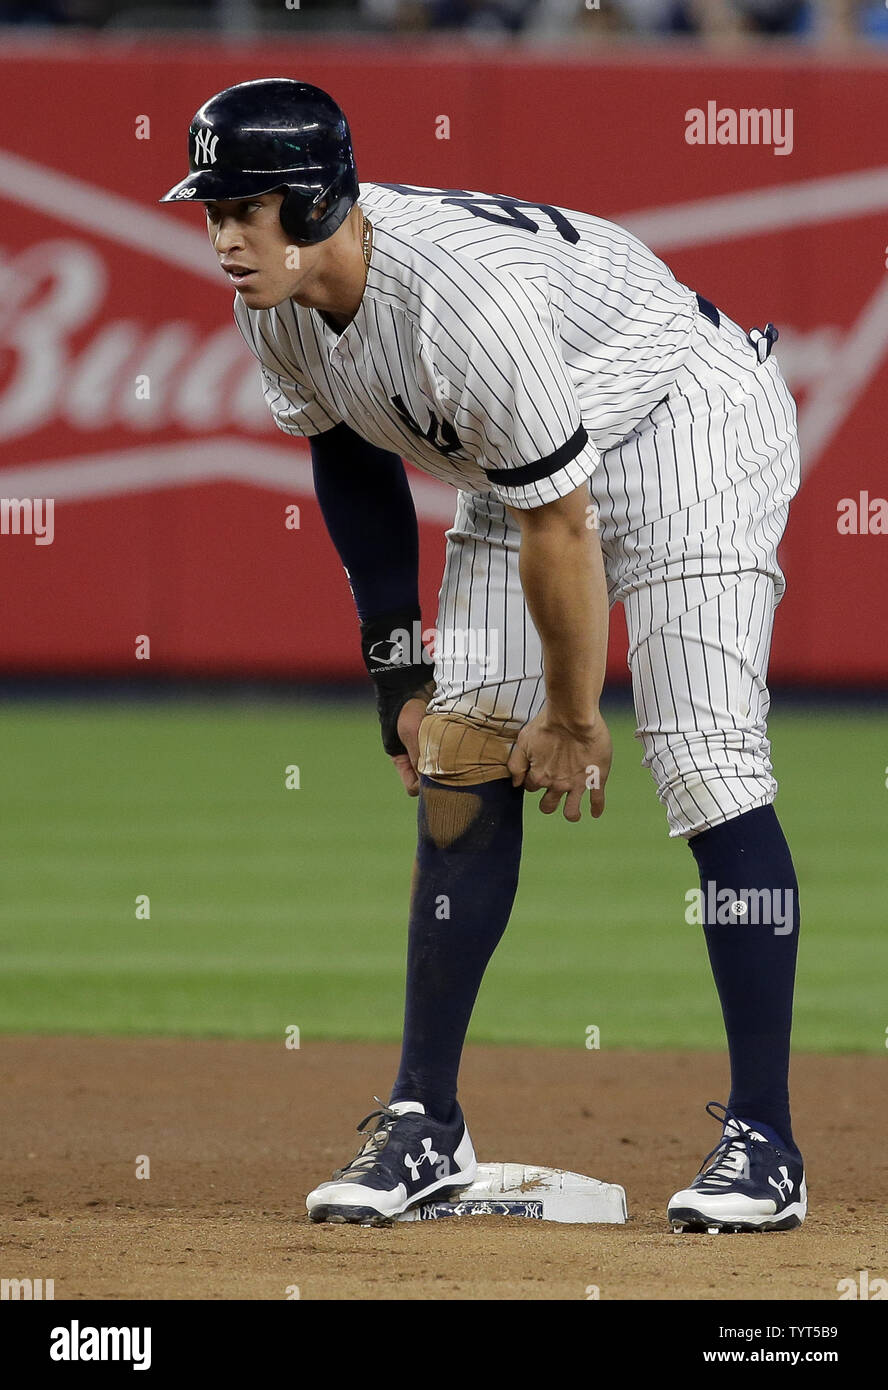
[747,323,779,363]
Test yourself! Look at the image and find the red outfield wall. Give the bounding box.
[1,40,886,682]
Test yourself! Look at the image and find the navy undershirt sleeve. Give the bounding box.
[309,423,420,622]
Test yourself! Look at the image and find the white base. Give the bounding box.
[397,1162,628,1225]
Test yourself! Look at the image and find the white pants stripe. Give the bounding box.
[427,310,801,837]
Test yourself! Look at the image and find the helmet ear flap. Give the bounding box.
[279,177,355,245]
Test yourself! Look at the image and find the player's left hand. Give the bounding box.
[508,706,613,821]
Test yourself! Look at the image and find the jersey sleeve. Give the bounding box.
[233,298,340,438]
[429,269,600,509]
[257,364,340,438]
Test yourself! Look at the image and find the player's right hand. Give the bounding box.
[392,695,430,796]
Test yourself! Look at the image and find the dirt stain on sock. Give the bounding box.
[421,786,483,850]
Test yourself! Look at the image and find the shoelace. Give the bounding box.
[331,1098,402,1181]
[694,1100,782,1192]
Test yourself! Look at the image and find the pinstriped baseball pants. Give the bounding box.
[426,310,801,837]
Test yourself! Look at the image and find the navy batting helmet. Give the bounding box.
[159,78,359,244]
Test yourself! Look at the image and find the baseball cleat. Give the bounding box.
[667,1101,807,1233]
[306,1098,477,1225]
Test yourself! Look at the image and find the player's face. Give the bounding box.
[204,193,323,309]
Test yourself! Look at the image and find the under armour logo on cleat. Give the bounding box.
[405,1138,440,1183]
[768,1166,794,1198]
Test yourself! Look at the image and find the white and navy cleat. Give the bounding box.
[668,1101,807,1234]
[306,1098,477,1225]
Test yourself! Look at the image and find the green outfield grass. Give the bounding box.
[0,697,883,1050]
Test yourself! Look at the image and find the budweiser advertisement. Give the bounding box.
[1,42,885,682]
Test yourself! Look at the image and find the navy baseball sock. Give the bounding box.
[688,803,801,1157]
[390,775,524,1123]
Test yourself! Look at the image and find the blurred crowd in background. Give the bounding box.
[4,0,888,41]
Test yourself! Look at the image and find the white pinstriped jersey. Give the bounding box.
[231,179,801,837]
[233,181,700,510]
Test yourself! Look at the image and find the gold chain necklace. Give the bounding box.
[321,213,371,335]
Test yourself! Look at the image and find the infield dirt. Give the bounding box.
[0,1037,882,1301]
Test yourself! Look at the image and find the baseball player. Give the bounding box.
[161,78,806,1234]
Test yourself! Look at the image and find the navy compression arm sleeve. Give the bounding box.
[310,423,420,622]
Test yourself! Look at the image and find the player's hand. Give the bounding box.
[508,706,612,821]
[392,695,430,797]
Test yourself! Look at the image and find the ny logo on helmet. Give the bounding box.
[194,130,220,165]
